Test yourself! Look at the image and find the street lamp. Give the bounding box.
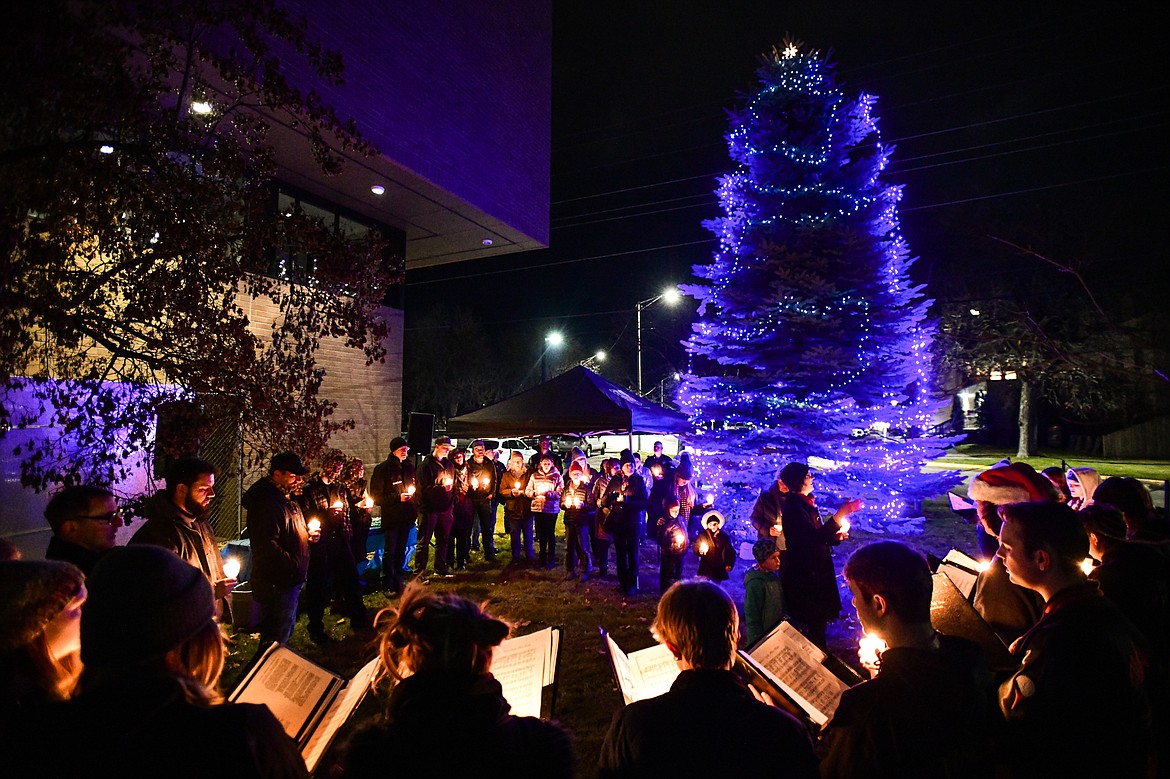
[636,287,680,395]
[579,350,606,372]
[542,331,564,382]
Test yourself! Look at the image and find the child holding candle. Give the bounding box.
[526,453,562,568]
[655,498,689,593]
[562,460,595,581]
[693,509,736,582]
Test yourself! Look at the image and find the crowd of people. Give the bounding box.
[3,442,1169,776]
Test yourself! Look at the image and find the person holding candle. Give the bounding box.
[0,559,86,727]
[131,457,235,623]
[643,440,673,482]
[447,448,475,570]
[598,579,816,778]
[654,498,689,593]
[466,440,499,560]
[562,459,595,581]
[16,545,309,778]
[370,437,416,596]
[299,452,372,642]
[818,541,994,778]
[591,458,619,578]
[342,582,573,778]
[498,451,534,564]
[693,509,735,583]
[413,436,457,579]
[777,461,862,649]
[526,453,563,568]
[243,451,318,649]
[600,450,648,596]
[749,465,790,542]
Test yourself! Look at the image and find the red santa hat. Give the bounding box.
[967,462,1053,505]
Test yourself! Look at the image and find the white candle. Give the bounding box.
[222,557,241,580]
[1080,557,1095,575]
[308,518,321,533]
[699,540,709,555]
[407,485,416,496]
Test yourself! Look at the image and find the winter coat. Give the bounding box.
[466,455,498,503]
[131,490,232,620]
[498,468,531,519]
[44,535,105,577]
[452,461,475,530]
[972,557,1044,645]
[17,673,308,778]
[779,493,842,623]
[415,454,455,515]
[749,481,786,539]
[343,671,573,778]
[562,477,597,525]
[297,479,352,541]
[694,527,735,581]
[243,477,310,590]
[598,669,816,779]
[601,472,648,534]
[818,636,994,779]
[369,455,417,527]
[743,566,785,646]
[526,465,563,514]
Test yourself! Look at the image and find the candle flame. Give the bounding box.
[407,485,416,495]
[838,518,851,534]
[222,557,241,580]
[308,518,321,533]
[699,541,709,555]
[1080,557,1095,575]
[976,558,992,573]
[858,632,887,668]
[330,500,344,509]
[706,493,715,505]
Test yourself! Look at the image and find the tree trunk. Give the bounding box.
[1016,378,1034,458]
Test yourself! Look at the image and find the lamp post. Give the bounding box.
[579,350,606,372]
[636,287,680,395]
[542,331,564,382]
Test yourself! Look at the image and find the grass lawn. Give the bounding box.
[218,448,1164,777]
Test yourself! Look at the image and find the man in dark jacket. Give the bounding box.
[243,452,319,648]
[370,436,416,594]
[601,449,648,596]
[466,439,498,559]
[130,457,234,622]
[43,484,122,575]
[819,541,994,778]
[749,467,789,541]
[996,501,1153,778]
[413,436,456,578]
[599,579,817,778]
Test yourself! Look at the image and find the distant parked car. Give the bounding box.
[548,434,591,460]
[466,437,537,464]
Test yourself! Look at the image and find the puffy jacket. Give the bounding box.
[526,465,562,514]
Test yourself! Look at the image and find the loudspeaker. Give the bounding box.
[407,412,436,454]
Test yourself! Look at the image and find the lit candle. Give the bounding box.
[362,494,373,509]
[773,521,783,535]
[858,632,887,669]
[838,517,851,535]
[976,558,991,573]
[330,499,344,510]
[443,477,453,488]
[407,485,416,496]
[699,540,709,555]
[222,557,241,580]
[308,518,321,533]
[706,493,715,505]
[1080,557,1095,575]
[652,465,662,478]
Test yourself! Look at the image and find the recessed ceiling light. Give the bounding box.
[370,184,386,195]
[482,238,493,246]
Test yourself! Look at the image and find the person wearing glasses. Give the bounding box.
[43,485,123,575]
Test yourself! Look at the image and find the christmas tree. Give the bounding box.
[678,42,960,532]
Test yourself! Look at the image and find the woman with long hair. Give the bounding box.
[343,582,573,777]
[0,559,85,724]
[16,545,308,777]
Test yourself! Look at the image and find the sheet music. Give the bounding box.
[301,657,379,772]
[628,643,680,701]
[605,632,638,704]
[747,623,849,725]
[231,644,341,739]
[940,548,981,599]
[492,628,551,718]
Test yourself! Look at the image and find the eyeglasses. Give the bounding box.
[73,511,123,524]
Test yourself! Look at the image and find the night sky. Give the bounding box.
[406,2,1168,393]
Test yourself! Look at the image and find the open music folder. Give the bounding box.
[491,625,563,719]
[736,621,862,727]
[936,547,983,600]
[599,627,681,705]
[229,642,379,773]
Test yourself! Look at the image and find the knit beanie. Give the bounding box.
[619,449,635,465]
[676,452,694,480]
[568,460,585,476]
[570,446,586,463]
[778,462,810,493]
[81,545,213,667]
[752,539,778,564]
[968,462,1053,505]
[0,560,84,653]
[389,436,408,453]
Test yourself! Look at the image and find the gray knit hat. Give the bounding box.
[0,559,84,654]
[81,545,213,666]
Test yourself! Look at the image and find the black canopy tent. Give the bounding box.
[444,366,691,440]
